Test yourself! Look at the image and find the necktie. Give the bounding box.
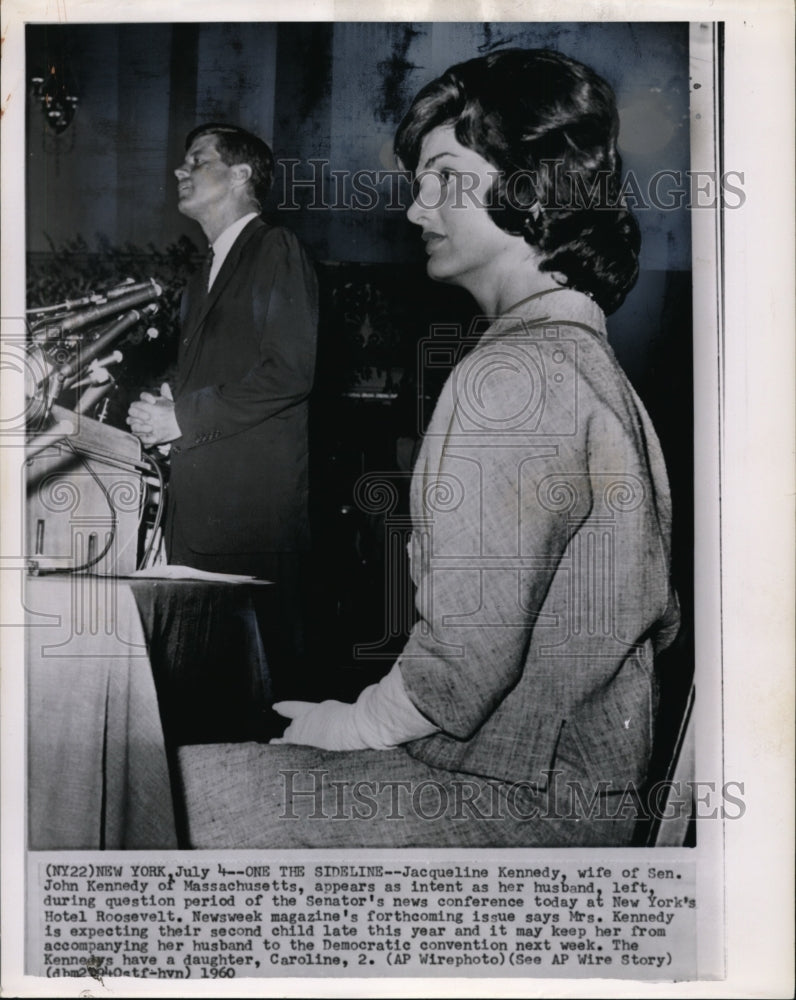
[186,249,213,335]
[201,246,214,294]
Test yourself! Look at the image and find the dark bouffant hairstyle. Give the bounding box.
[394,49,640,314]
[186,123,275,209]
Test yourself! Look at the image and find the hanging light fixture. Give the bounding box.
[30,63,79,134]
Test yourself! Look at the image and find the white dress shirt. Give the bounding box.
[208,212,260,290]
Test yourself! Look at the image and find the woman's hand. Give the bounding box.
[270,666,438,752]
[271,699,372,751]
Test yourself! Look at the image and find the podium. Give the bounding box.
[25,405,146,576]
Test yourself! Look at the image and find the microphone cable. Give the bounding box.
[33,439,118,575]
[137,451,166,570]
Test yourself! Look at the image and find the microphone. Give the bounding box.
[53,305,158,383]
[92,349,124,370]
[32,279,162,342]
[67,351,123,390]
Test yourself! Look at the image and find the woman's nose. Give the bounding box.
[407,188,428,226]
[407,171,442,226]
[406,197,422,225]
[174,163,189,180]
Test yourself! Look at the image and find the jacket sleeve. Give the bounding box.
[398,361,595,740]
[173,228,318,448]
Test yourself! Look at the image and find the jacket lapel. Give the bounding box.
[181,268,208,340]
[182,217,265,346]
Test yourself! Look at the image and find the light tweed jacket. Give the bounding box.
[398,287,680,793]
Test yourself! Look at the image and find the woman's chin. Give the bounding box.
[425,259,458,286]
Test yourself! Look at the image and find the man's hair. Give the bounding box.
[394,49,640,315]
[186,123,275,209]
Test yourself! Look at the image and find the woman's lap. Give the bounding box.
[177,743,638,849]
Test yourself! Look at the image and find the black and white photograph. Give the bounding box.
[1,1,793,997]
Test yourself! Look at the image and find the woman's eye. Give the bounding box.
[411,168,454,205]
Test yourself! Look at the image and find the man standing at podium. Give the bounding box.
[127,123,319,672]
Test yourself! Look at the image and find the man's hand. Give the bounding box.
[127,383,181,447]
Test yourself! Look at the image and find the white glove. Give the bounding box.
[271,664,438,751]
[271,699,372,751]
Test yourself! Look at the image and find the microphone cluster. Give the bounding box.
[27,278,164,423]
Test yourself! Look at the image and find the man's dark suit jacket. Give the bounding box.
[168,217,318,566]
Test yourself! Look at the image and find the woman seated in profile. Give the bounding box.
[179,48,680,848]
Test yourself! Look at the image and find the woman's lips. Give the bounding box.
[422,232,446,251]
